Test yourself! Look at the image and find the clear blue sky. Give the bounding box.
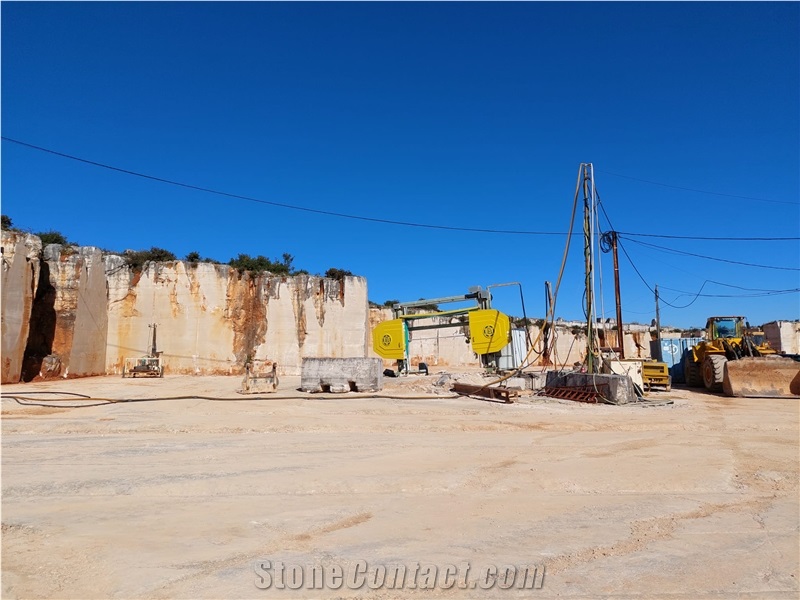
[3,2,798,329]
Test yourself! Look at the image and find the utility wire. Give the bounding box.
[659,286,800,299]
[597,194,799,304]
[2,136,568,237]
[616,231,799,242]
[597,169,800,206]
[684,280,796,293]
[616,238,707,309]
[612,232,798,292]
[620,235,800,272]
[5,136,799,241]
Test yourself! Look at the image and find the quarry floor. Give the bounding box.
[1,371,798,600]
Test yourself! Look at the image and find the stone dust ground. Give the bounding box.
[1,369,798,599]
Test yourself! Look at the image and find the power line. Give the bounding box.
[620,235,800,272]
[2,137,569,237]
[618,234,799,307]
[616,231,799,294]
[617,231,800,242]
[598,190,799,311]
[597,169,800,206]
[595,189,797,242]
[6,136,799,242]
[616,238,707,309]
[702,280,798,293]
[660,285,800,299]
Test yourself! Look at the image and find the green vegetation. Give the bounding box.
[125,247,178,271]
[184,251,218,264]
[324,268,353,280]
[35,230,72,246]
[228,252,295,275]
[2,219,360,279]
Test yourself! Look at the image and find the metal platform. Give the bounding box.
[539,384,611,404]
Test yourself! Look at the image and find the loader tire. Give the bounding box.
[703,354,727,392]
[684,355,703,388]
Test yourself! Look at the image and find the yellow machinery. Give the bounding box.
[642,361,671,392]
[372,287,513,373]
[683,316,799,397]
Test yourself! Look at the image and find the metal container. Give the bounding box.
[652,337,704,383]
[498,329,528,370]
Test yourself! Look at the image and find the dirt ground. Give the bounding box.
[1,369,798,599]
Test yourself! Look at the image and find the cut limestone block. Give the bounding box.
[300,358,383,393]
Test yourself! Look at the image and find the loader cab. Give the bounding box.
[706,316,744,340]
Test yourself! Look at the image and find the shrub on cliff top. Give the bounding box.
[35,229,72,246]
[125,247,177,271]
[228,252,294,275]
[324,268,353,280]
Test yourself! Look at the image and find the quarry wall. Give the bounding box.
[1,232,369,382]
[1,233,41,383]
[1,231,703,384]
[104,261,369,377]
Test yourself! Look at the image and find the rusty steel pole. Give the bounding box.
[610,232,624,359]
[655,284,662,360]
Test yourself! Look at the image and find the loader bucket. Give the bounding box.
[722,356,800,398]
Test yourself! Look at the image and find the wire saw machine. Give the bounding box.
[372,287,512,375]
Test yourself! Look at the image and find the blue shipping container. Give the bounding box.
[650,337,704,384]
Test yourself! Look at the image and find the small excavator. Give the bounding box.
[683,316,799,397]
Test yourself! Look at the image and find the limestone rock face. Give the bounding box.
[1,232,42,383]
[40,245,108,379]
[1,232,370,381]
[104,263,369,377]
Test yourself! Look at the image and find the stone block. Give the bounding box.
[503,377,527,390]
[545,370,637,404]
[301,357,383,393]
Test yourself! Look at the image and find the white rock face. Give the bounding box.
[40,245,108,378]
[105,262,369,376]
[1,234,370,381]
[1,232,42,382]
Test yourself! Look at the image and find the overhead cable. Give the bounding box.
[1,137,568,237]
[597,169,799,206]
[620,235,800,272]
[5,136,799,241]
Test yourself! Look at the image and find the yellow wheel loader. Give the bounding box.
[683,316,799,397]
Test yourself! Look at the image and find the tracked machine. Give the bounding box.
[683,316,799,397]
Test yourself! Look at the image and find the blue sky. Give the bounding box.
[3,2,798,329]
